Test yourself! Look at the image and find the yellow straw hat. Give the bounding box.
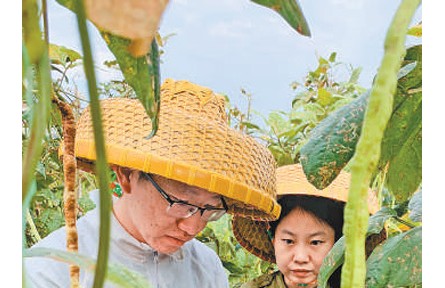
[68,79,280,221]
[232,164,379,262]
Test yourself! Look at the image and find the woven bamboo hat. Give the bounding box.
[232,164,379,262]
[68,79,280,220]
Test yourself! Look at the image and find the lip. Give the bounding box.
[166,235,188,245]
[290,269,312,278]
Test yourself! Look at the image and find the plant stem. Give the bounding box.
[341,0,421,287]
[74,1,112,288]
[25,209,41,243]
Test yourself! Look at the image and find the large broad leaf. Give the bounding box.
[101,32,160,138]
[251,0,311,36]
[57,0,169,56]
[317,207,395,288]
[378,45,422,202]
[24,247,152,287]
[56,0,161,138]
[299,91,369,189]
[300,45,422,191]
[365,226,422,287]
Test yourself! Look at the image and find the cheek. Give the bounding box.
[135,200,174,234]
[313,246,334,271]
[273,242,292,270]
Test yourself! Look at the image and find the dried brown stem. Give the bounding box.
[53,96,79,288]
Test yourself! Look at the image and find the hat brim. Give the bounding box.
[232,164,380,262]
[68,80,281,221]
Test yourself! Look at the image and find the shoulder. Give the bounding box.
[24,206,100,287]
[239,271,283,288]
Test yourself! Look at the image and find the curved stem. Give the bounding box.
[74,1,112,288]
[341,0,421,287]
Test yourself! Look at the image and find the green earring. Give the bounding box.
[110,181,122,197]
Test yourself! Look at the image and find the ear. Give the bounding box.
[112,165,133,194]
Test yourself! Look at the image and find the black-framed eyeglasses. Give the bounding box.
[142,173,228,222]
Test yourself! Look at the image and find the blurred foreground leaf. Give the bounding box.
[24,247,152,287]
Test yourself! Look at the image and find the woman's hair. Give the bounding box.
[269,194,345,288]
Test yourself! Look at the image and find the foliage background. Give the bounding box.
[21,1,422,287]
[24,44,422,287]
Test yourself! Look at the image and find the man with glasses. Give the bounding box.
[25,79,280,288]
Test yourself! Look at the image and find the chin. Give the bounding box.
[158,246,181,254]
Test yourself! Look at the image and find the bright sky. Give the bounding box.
[46,0,422,116]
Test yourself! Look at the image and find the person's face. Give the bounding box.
[114,171,226,254]
[272,208,335,288]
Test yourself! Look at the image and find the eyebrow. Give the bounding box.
[280,229,328,238]
[180,187,222,201]
[173,188,223,209]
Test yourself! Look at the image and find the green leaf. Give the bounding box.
[101,32,160,138]
[317,208,395,288]
[251,0,311,36]
[328,52,337,63]
[365,226,422,287]
[23,247,152,287]
[300,45,422,191]
[348,67,362,84]
[379,45,422,202]
[222,260,244,274]
[407,23,422,37]
[408,190,422,222]
[55,0,161,138]
[299,91,370,189]
[317,88,334,106]
[35,208,64,238]
[49,43,82,66]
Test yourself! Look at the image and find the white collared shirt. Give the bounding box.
[24,190,229,288]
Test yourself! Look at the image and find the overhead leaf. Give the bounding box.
[318,207,395,288]
[56,0,170,56]
[55,0,161,138]
[23,247,152,287]
[299,91,370,189]
[101,32,160,138]
[251,0,311,37]
[365,226,422,287]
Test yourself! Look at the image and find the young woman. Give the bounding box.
[233,164,379,288]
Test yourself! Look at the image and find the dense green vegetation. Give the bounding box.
[23,0,422,287]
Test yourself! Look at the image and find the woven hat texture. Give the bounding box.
[232,164,380,262]
[71,79,280,220]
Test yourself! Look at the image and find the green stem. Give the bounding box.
[26,209,41,243]
[341,0,421,287]
[42,0,49,44]
[74,1,112,288]
[22,48,52,203]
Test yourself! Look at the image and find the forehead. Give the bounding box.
[277,208,334,236]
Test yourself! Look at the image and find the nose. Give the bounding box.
[177,212,206,236]
[291,244,310,263]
